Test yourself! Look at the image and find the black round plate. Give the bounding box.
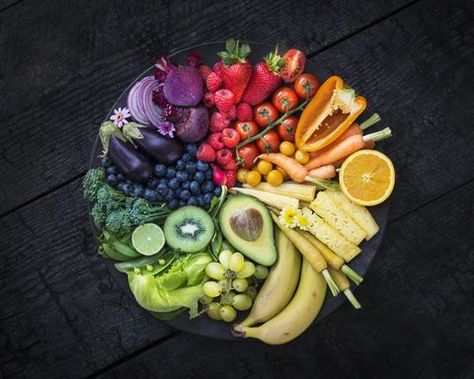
[88,42,389,340]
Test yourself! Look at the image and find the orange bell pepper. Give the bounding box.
[295,76,367,152]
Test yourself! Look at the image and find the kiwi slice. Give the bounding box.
[163,206,215,253]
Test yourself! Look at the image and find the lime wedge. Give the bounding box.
[132,223,165,256]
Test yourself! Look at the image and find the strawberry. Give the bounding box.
[221,128,240,148]
[206,72,222,93]
[203,92,215,108]
[225,170,237,188]
[223,158,238,171]
[210,111,230,132]
[236,102,253,121]
[216,148,233,166]
[217,39,252,103]
[214,89,235,113]
[198,65,212,81]
[208,132,225,150]
[241,47,285,106]
[196,143,216,162]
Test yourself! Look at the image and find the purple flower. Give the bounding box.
[158,121,175,138]
[110,107,131,127]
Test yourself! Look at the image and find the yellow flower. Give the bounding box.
[296,213,310,230]
[279,207,298,228]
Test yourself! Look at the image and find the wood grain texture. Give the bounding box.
[0,0,412,215]
[95,180,474,379]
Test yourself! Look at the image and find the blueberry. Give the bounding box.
[176,171,189,182]
[197,195,205,206]
[205,170,213,179]
[117,181,126,191]
[182,153,191,162]
[194,171,205,183]
[182,181,190,190]
[168,178,180,189]
[143,188,155,200]
[203,180,214,193]
[176,159,186,171]
[166,189,176,201]
[116,173,124,181]
[185,144,198,156]
[159,178,169,186]
[106,166,118,175]
[166,167,177,178]
[190,181,200,194]
[125,179,134,186]
[106,174,117,186]
[123,184,133,196]
[196,161,209,171]
[157,183,168,194]
[213,186,222,197]
[148,177,160,188]
[168,199,179,209]
[179,200,187,207]
[154,164,167,177]
[187,196,198,206]
[133,186,144,197]
[179,190,191,200]
[101,157,111,167]
[203,193,213,204]
[185,162,196,174]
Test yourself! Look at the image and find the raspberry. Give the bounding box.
[236,103,253,122]
[215,89,235,113]
[222,128,240,148]
[198,65,212,81]
[213,61,224,77]
[216,148,233,166]
[223,105,237,121]
[206,72,222,93]
[223,158,238,171]
[208,132,225,150]
[225,170,237,188]
[210,111,230,132]
[196,143,216,162]
[203,92,215,108]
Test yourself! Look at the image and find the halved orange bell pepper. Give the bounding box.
[295,76,367,152]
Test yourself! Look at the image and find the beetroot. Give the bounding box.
[175,106,209,143]
[163,66,203,106]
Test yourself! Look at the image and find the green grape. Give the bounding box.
[203,281,222,298]
[199,295,213,305]
[229,253,245,272]
[205,262,225,280]
[218,250,233,269]
[221,291,236,305]
[232,278,249,292]
[236,261,256,278]
[220,305,237,322]
[232,294,253,311]
[207,302,222,320]
[254,265,269,280]
[218,279,231,292]
[246,286,258,300]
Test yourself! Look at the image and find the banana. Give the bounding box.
[233,258,327,345]
[239,229,301,327]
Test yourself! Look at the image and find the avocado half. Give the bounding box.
[219,195,277,266]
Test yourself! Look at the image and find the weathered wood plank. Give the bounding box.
[95,180,474,379]
[0,180,173,379]
[0,0,412,214]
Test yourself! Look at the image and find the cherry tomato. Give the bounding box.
[254,102,279,128]
[256,130,281,153]
[234,121,258,141]
[237,143,259,169]
[272,87,299,113]
[277,115,299,142]
[280,49,306,83]
[294,73,320,99]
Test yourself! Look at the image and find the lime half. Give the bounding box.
[132,223,165,256]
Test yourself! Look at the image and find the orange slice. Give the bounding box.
[339,150,395,206]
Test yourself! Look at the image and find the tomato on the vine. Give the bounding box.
[254,102,279,128]
[234,121,258,141]
[237,143,259,169]
[256,130,281,153]
[272,87,299,113]
[294,73,320,99]
[280,49,306,83]
[277,115,299,142]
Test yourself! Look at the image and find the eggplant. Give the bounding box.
[123,124,184,165]
[108,137,153,183]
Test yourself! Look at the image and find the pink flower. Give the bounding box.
[158,121,175,138]
[110,107,131,127]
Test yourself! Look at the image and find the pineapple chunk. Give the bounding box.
[325,191,379,240]
[310,191,367,245]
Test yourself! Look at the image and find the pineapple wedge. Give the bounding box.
[325,191,379,240]
[310,191,367,245]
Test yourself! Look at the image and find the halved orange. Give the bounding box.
[339,150,395,206]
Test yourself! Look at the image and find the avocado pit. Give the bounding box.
[230,208,263,242]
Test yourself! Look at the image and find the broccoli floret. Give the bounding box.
[128,198,169,224]
[105,209,134,235]
[91,203,107,230]
[83,168,105,201]
[96,185,126,213]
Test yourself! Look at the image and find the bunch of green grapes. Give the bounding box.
[200,250,269,322]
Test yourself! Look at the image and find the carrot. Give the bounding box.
[307,165,336,179]
[305,127,392,170]
[333,140,375,167]
[328,268,362,309]
[257,153,340,191]
[270,212,340,296]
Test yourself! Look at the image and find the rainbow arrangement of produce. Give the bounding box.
[84,40,395,344]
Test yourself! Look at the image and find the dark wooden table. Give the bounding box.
[1,0,473,378]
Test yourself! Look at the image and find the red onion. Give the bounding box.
[127,76,162,127]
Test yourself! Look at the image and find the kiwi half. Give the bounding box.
[163,206,215,253]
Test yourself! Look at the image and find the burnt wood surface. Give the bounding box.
[0,0,473,378]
